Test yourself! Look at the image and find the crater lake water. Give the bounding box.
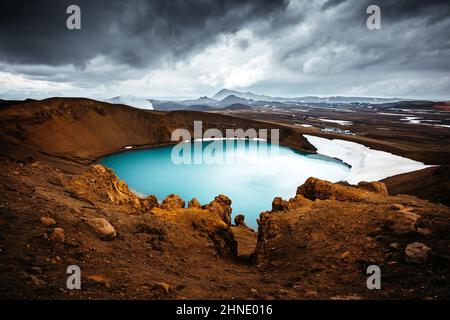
[100,140,350,229]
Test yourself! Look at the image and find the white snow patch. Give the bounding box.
[318,118,353,126]
[107,95,154,110]
[377,112,406,116]
[304,135,430,184]
[400,116,423,124]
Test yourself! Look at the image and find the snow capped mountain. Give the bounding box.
[211,89,404,104]
[178,96,217,106]
[211,89,273,101]
[107,95,154,110]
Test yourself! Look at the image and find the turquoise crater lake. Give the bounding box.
[100,140,350,229]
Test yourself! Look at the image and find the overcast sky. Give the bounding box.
[0,0,449,100]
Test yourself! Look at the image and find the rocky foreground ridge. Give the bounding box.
[0,158,449,299]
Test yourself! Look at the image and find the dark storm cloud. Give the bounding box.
[322,0,347,11]
[1,0,449,100]
[272,0,450,73]
[0,0,288,67]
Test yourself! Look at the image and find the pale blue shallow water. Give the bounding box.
[100,140,350,229]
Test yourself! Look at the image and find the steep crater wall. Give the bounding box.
[0,98,316,162]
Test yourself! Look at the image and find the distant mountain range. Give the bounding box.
[211,89,274,101]
[149,89,406,111]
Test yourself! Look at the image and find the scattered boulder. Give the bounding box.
[390,203,405,210]
[384,209,421,235]
[389,242,401,250]
[405,242,431,264]
[29,274,46,287]
[86,275,112,288]
[249,288,259,296]
[188,198,201,209]
[30,267,42,275]
[49,227,65,243]
[161,194,185,210]
[40,216,56,226]
[234,214,245,226]
[150,280,171,294]
[357,181,388,195]
[86,218,117,240]
[144,195,159,209]
[272,197,288,212]
[417,227,432,236]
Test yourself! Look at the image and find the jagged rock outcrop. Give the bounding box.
[234,214,245,226]
[204,195,233,226]
[188,198,201,209]
[161,194,185,210]
[254,176,449,296]
[65,164,159,212]
[192,216,237,257]
[64,164,237,258]
[357,181,388,195]
[296,177,388,201]
[271,197,288,212]
[190,195,237,257]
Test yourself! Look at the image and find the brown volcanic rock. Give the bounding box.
[161,194,185,210]
[191,215,238,258]
[272,197,288,212]
[357,181,388,195]
[188,198,201,208]
[204,195,233,226]
[49,227,65,243]
[234,214,245,226]
[296,177,366,201]
[384,208,421,235]
[255,178,450,298]
[405,242,431,264]
[85,217,117,241]
[63,164,158,212]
